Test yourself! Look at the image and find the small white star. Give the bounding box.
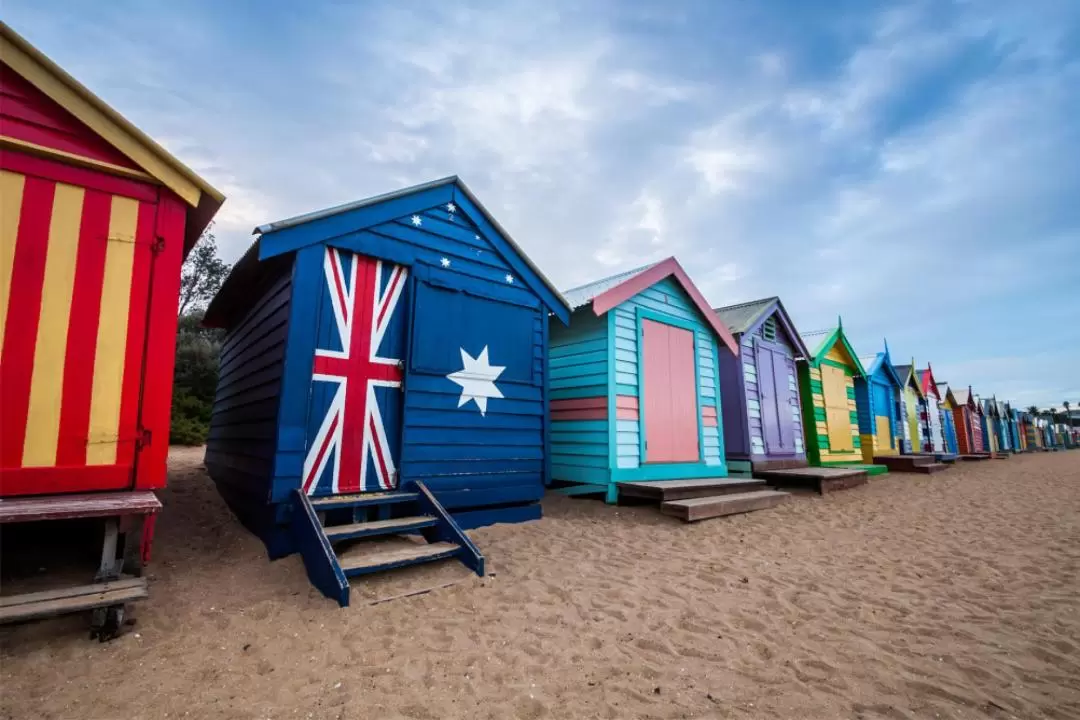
[440,257,451,268]
[474,234,480,240]
[505,274,514,284]
[446,203,456,213]
[411,215,422,226]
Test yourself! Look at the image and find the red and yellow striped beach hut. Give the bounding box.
[0,25,222,498]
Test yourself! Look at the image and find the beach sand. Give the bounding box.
[2,448,1078,719]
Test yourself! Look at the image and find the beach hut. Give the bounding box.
[917,364,948,454]
[0,23,223,632]
[549,261,789,521]
[1006,404,1024,451]
[202,177,570,606]
[979,397,999,454]
[853,342,903,464]
[937,383,960,455]
[711,296,810,473]
[993,399,1012,453]
[795,323,866,467]
[952,387,985,454]
[893,362,925,454]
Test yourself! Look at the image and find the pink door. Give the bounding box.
[642,319,700,463]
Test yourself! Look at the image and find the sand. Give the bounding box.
[2,449,1078,720]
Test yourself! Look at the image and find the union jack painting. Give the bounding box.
[302,248,408,495]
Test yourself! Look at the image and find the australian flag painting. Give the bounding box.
[302,248,408,496]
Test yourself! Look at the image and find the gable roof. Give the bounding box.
[712,296,810,358]
[207,176,571,327]
[564,257,738,356]
[894,363,926,398]
[863,348,903,388]
[954,386,980,410]
[0,22,224,254]
[918,365,941,399]
[938,381,958,406]
[563,262,657,310]
[798,326,866,376]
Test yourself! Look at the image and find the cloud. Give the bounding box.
[4,0,1077,406]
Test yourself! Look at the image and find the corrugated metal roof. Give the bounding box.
[894,364,913,381]
[799,327,834,359]
[561,262,658,310]
[712,297,778,336]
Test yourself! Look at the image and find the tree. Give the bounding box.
[171,234,231,444]
[178,225,230,316]
[1026,405,1040,416]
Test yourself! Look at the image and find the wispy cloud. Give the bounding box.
[4,0,1077,405]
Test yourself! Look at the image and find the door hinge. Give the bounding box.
[151,235,166,254]
[135,427,152,449]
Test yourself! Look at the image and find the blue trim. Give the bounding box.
[271,246,322,503]
[259,185,456,260]
[416,482,485,577]
[450,189,570,324]
[605,310,618,503]
[542,312,552,487]
[554,483,608,496]
[290,490,349,606]
[634,307,705,465]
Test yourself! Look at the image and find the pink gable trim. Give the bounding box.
[589,257,739,357]
[919,364,941,399]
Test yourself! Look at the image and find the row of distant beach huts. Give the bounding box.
[0,23,1075,630]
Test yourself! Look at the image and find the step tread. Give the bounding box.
[662,490,789,508]
[309,491,418,508]
[323,516,435,538]
[617,478,763,490]
[338,542,459,573]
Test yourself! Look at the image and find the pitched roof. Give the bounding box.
[564,257,739,356]
[894,363,926,397]
[562,262,657,310]
[863,350,903,387]
[252,175,570,317]
[0,22,224,253]
[712,296,810,358]
[798,326,866,376]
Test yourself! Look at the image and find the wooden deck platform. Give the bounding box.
[661,491,789,522]
[0,576,147,625]
[0,491,161,524]
[872,455,948,474]
[958,454,991,461]
[617,477,767,502]
[753,466,869,494]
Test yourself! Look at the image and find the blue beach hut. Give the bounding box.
[853,342,904,463]
[203,177,570,605]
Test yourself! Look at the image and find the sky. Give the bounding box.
[6,0,1079,408]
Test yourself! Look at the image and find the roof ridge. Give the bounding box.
[711,295,778,312]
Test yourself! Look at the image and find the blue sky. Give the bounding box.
[7,0,1078,408]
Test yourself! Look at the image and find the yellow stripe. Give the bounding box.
[0,170,25,347]
[0,135,157,183]
[86,195,138,465]
[23,184,84,466]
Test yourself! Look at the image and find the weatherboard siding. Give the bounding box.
[206,270,292,505]
[549,309,611,483]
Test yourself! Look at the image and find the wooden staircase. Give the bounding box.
[617,478,789,523]
[872,454,948,474]
[291,482,483,607]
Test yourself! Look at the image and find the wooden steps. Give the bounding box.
[754,466,869,494]
[617,477,767,502]
[291,483,483,607]
[338,542,460,576]
[661,491,789,522]
[323,516,436,543]
[872,455,949,474]
[0,491,161,524]
[958,453,990,461]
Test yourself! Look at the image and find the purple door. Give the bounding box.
[757,344,794,456]
[772,348,795,452]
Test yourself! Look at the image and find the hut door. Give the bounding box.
[821,365,853,453]
[641,319,699,463]
[301,249,408,496]
[755,344,793,455]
